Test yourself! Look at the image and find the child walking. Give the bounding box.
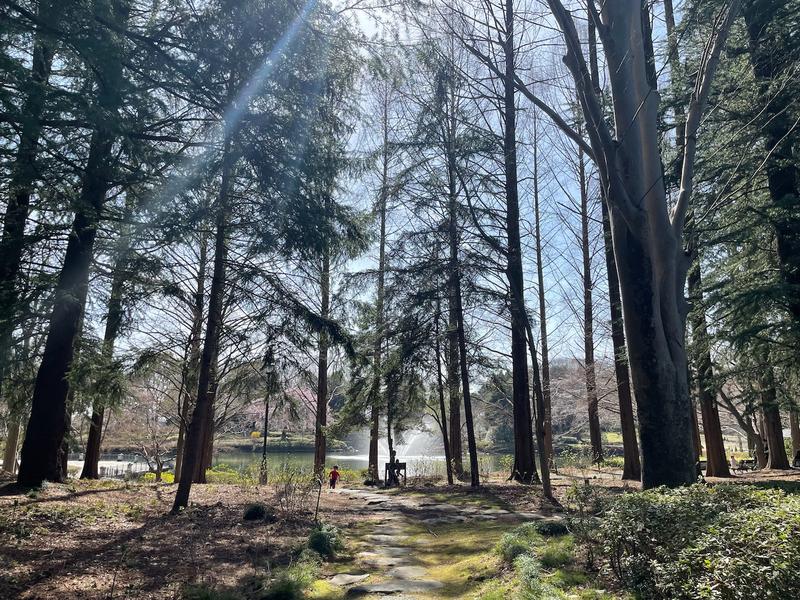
[329,465,340,490]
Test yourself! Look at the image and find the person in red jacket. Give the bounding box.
[329,465,340,489]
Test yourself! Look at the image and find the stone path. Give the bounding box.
[326,488,558,598]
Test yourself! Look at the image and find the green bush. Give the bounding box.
[261,551,320,600]
[600,484,800,599]
[142,471,175,483]
[514,554,560,600]
[496,523,540,563]
[533,520,569,537]
[537,538,573,568]
[205,464,254,485]
[307,523,342,559]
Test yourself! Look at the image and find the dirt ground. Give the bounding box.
[1,468,798,599]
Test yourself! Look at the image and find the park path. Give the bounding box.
[327,487,552,598]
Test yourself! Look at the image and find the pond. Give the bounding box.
[212,450,509,478]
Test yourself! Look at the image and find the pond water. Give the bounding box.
[213,450,508,478]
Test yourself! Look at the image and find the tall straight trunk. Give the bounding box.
[687,254,729,477]
[790,411,800,459]
[173,136,233,511]
[0,0,64,390]
[313,240,331,476]
[588,8,641,480]
[195,353,218,482]
[579,147,603,463]
[369,98,390,482]
[434,296,453,485]
[504,0,538,484]
[760,370,790,470]
[446,301,463,477]
[445,114,471,481]
[174,234,207,482]
[691,402,702,462]
[3,421,20,475]
[532,102,553,461]
[81,202,134,479]
[17,0,129,486]
[743,3,800,329]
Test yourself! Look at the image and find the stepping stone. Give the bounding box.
[347,579,443,596]
[365,534,407,544]
[387,566,428,579]
[330,573,370,586]
[356,552,407,568]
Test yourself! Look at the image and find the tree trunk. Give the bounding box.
[0,0,64,389]
[446,300,463,477]
[579,147,603,463]
[313,240,331,477]
[588,9,641,481]
[434,296,453,485]
[790,411,800,459]
[446,120,475,483]
[3,420,20,475]
[17,0,129,487]
[195,359,218,483]
[173,136,233,511]
[368,96,390,483]
[504,0,538,484]
[760,371,790,470]
[687,254,730,477]
[174,234,207,482]
[532,102,553,462]
[545,0,738,488]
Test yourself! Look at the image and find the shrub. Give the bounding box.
[514,554,560,600]
[243,503,269,521]
[496,523,539,563]
[205,464,253,485]
[261,551,320,600]
[600,484,800,599]
[533,520,569,537]
[307,523,342,559]
[142,471,174,484]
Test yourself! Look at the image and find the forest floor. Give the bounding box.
[1,468,798,599]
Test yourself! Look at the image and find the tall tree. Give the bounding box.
[532,0,740,487]
[18,0,131,486]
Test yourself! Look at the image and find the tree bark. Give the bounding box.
[687,253,730,477]
[790,411,800,459]
[173,136,233,511]
[578,147,603,463]
[3,420,20,475]
[434,296,453,485]
[504,0,538,484]
[17,0,129,486]
[313,238,331,477]
[544,0,739,487]
[760,370,790,470]
[0,0,64,389]
[588,8,641,481]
